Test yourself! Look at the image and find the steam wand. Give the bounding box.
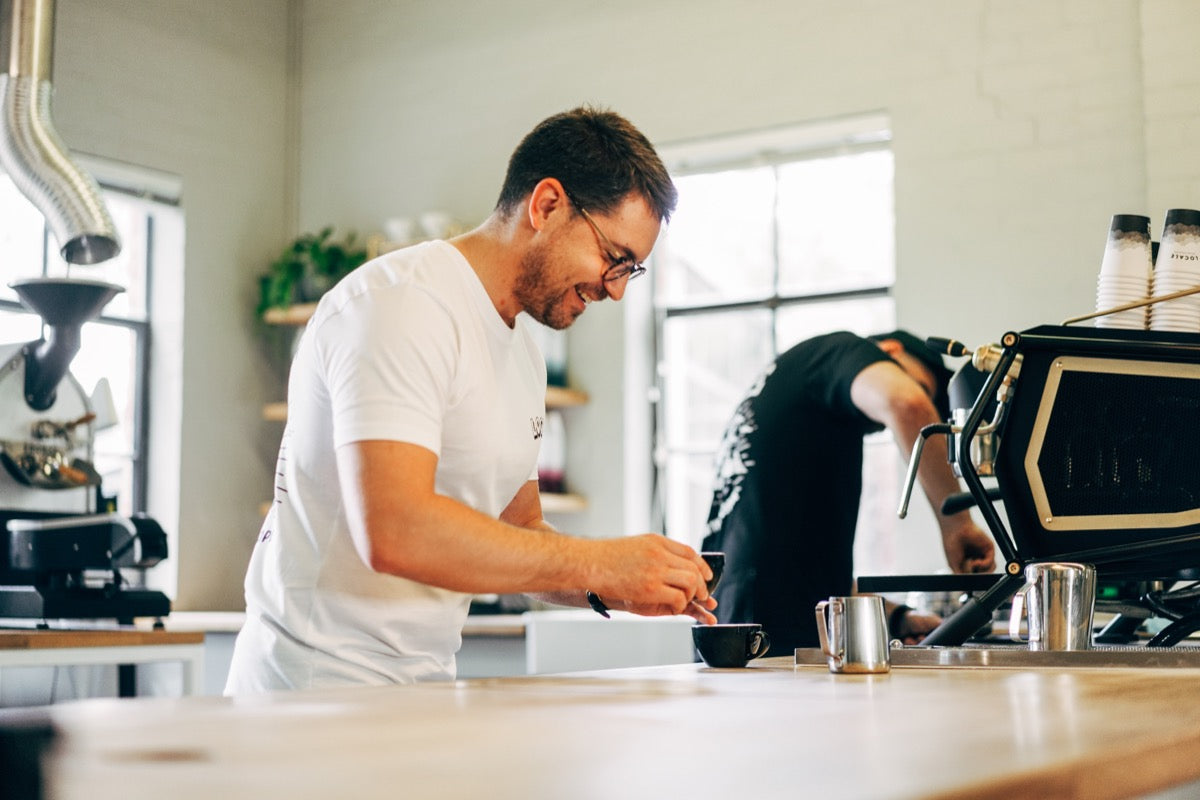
[897,337,1015,520]
[897,422,953,519]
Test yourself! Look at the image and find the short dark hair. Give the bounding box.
[495,105,678,222]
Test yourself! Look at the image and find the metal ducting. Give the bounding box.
[0,0,119,265]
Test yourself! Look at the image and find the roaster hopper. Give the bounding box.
[0,278,170,624]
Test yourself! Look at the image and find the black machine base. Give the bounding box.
[0,585,170,624]
[857,573,1023,646]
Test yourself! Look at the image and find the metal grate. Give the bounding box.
[1036,370,1200,517]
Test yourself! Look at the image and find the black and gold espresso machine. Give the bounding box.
[0,0,169,625]
[889,322,1200,648]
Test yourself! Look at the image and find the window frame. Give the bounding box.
[647,115,897,543]
[0,178,171,514]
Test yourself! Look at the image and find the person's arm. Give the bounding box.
[497,479,717,622]
[849,361,996,574]
[336,439,717,622]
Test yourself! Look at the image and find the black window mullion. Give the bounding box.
[2,189,155,515]
[650,139,895,542]
[770,164,781,358]
[131,212,154,511]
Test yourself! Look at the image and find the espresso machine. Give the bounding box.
[0,0,170,625]
[876,325,1200,649]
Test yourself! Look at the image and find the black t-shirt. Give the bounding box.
[702,332,892,652]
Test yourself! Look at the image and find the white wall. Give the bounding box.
[51,0,292,608]
[32,0,1200,608]
[295,0,1200,570]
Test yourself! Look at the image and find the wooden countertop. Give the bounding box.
[38,656,1200,799]
[0,628,203,649]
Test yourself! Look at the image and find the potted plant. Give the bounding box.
[256,227,368,316]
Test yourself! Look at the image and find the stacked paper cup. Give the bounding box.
[1149,209,1200,333]
[1095,214,1153,329]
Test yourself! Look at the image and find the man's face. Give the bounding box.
[515,194,661,330]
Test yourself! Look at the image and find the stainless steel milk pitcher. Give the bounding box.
[815,595,891,674]
[1009,562,1096,651]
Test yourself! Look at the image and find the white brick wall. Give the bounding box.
[1142,0,1200,221]
[35,1,1200,604]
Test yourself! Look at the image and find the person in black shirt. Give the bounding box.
[702,330,996,652]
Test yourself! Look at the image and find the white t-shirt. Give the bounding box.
[225,241,546,693]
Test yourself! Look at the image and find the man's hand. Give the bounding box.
[589,534,717,625]
[942,521,996,574]
[894,609,942,645]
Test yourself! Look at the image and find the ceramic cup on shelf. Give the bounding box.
[383,216,418,245]
[419,211,453,240]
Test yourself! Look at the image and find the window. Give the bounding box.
[0,168,175,514]
[650,115,897,556]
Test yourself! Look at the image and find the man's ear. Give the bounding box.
[876,338,903,356]
[527,178,569,233]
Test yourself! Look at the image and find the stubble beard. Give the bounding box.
[513,244,583,331]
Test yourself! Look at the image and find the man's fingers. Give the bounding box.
[686,601,717,625]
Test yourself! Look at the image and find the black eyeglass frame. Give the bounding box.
[563,190,647,283]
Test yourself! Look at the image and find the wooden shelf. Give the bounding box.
[262,402,288,422]
[265,386,587,421]
[261,493,586,518]
[366,234,414,259]
[262,302,317,326]
[261,271,589,514]
[545,386,588,407]
[540,492,587,514]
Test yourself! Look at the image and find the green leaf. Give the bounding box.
[256,227,370,317]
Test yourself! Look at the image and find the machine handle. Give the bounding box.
[941,488,1004,516]
[925,336,969,357]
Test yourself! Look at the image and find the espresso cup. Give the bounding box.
[700,551,725,594]
[814,596,890,674]
[693,623,770,668]
[1009,562,1096,651]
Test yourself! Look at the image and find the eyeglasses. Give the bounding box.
[565,193,646,283]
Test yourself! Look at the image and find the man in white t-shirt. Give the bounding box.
[225,106,716,693]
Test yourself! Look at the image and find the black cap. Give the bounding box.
[1109,214,1151,236]
[868,330,953,420]
[1164,208,1200,232]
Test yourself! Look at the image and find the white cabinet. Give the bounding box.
[457,611,696,678]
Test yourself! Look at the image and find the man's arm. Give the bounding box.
[498,479,717,623]
[336,440,717,622]
[850,361,996,574]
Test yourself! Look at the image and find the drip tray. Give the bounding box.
[795,644,1200,670]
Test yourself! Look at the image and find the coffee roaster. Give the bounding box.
[0,0,169,624]
[894,324,1200,647]
[0,278,171,624]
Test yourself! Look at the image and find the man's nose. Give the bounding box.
[603,272,631,301]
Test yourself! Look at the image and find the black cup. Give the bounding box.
[692,623,770,668]
[701,551,725,594]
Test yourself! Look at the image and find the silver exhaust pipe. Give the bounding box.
[0,0,119,265]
